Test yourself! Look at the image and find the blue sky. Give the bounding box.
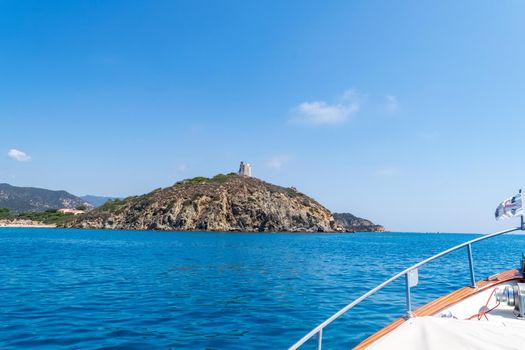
[1,0,525,233]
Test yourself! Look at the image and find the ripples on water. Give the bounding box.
[1,228,524,349]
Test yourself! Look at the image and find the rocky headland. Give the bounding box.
[62,174,383,233]
[333,213,385,232]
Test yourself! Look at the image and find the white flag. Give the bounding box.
[495,192,523,221]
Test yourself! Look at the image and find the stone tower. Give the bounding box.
[238,161,252,177]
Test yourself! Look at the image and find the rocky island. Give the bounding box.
[333,212,385,232]
[62,174,383,233]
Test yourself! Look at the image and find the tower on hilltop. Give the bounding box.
[238,161,252,177]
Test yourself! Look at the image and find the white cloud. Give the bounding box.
[267,155,292,170]
[7,149,31,162]
[385,94,399,113]
[177,164,187,172]
[291,89,360,125]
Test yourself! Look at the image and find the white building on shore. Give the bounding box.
[58,208,85,215]
[238,161,252,177]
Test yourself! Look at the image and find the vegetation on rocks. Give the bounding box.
[63,174,353,233]
[0,208,75,225]
[0,208,10,219]
[175,173,238,186]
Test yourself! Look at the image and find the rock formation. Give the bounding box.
[333,213,385,232]
[63,174,344,232]
[63,174,384,233]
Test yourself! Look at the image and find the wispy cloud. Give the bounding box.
[290,89,360,125]
[267,155,292,170]
[7,149,31,162]
[385,94,399,113]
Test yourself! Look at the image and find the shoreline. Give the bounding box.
[0,220,56,228]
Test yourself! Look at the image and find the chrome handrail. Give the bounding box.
[289,226,524,350]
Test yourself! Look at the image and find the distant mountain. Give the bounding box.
[0,183,93,213]
[81,195,118,207]
[333,213,385,232]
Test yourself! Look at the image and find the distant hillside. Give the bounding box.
[333,213,385,232]
[81,195,118,207]
[0,183,93,213]
[64,174,347,232]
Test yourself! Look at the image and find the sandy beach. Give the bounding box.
[0,219,56,228]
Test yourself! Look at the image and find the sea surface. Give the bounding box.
[1,228,525,349]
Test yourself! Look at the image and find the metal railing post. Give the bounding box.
[405,273,412,317]
[316,329,322,350]
[467,244,476,288]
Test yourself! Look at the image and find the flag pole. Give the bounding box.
[519,188,525,231]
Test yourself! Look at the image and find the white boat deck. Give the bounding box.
[365,281,525,350]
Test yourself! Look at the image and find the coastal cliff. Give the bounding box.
[333,213,385,232]
[63,174,348,232]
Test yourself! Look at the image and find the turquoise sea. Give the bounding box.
[1,228,524,349]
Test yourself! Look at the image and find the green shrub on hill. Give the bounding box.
[100,198,126,212]
[211,173,237,183]
[16,210,75,224]
[286,187,300,197]
[0,208,10,219]
[176,173,238,186]
[0,206,77,224]
[176,176,209,185]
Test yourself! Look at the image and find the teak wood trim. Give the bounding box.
[353,269,523,350]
